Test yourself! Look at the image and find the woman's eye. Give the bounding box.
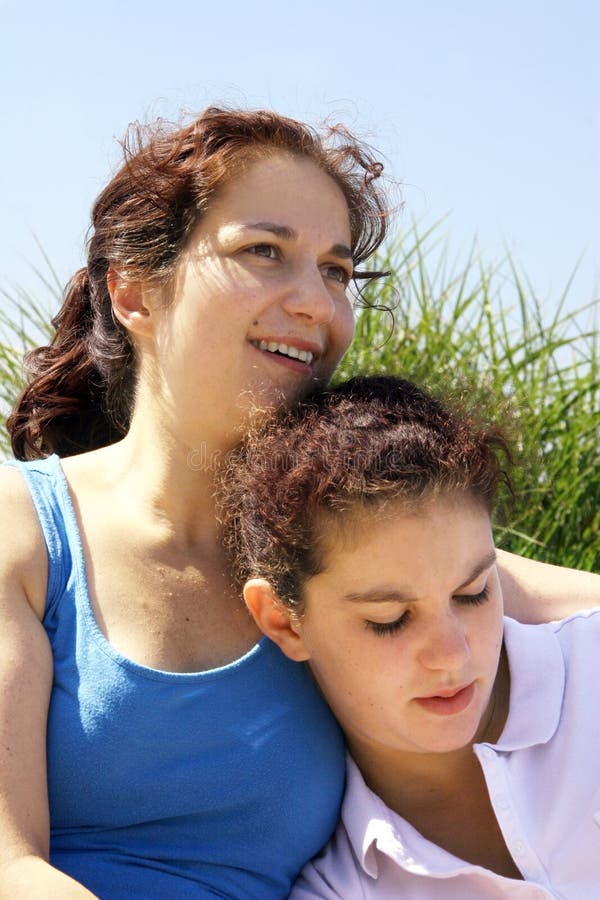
[323,264,352,285]
[365,611,411,636]
[247,244,278,259]
[455,586,490,606]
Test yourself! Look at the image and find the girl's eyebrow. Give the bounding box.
[238,221,353,260]
[341,588,414,605]
[454,549,497,591]
[339,550,497,605]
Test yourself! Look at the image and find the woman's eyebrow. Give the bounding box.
[241,221,353,259]
[243,221,297,240]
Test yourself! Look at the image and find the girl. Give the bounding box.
[222,375,599,898]
[1,108,597,899]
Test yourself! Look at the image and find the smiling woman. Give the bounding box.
[8,112,385,460]
[221,374,600,897]
[121,152,358,451]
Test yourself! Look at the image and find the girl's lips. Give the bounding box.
[414,682,475,716]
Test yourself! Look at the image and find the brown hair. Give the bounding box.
[8,108,390,460]
[220,375,512,613]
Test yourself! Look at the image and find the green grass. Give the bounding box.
[0,243,59,434]
[338,220,599,571]
[1,222,598,570]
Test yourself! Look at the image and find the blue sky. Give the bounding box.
[1,0,598,323]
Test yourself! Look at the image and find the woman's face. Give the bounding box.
[147,152,355,446]
[292,494,505,763]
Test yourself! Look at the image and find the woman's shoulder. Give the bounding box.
[0,464,49,620]
[0,463,49,551]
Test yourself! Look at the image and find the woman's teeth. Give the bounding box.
[253,340,314,365]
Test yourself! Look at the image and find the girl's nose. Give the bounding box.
[417,613,471,672]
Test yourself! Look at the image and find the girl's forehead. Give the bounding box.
[313,493,491,567]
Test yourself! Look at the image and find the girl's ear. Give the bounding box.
[244,578,310,662]
[107,268,154,338]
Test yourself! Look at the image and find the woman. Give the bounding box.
[222,375,599,898]
[0,107,597,899]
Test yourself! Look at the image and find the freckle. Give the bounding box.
[252,320,258,326]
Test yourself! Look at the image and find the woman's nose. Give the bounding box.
[280,266,338,325]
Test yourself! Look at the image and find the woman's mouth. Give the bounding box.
[414,682,475,716]
[250,339,315,365]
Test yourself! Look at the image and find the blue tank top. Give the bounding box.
[10,455,345,899]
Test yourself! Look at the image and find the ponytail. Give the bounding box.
[7,268,135,460]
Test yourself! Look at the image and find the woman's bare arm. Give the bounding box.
[0,469,98,899]
[498,548,600,624]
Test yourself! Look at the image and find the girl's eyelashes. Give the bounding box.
[455,586,490,606]
[365,610,411,637]
[365,585,490,637]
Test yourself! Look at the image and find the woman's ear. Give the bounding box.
[244,578,310,662]
[107,268,154,337]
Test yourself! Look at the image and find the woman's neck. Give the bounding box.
[84,424,226,552]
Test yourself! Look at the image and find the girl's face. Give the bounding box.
[288,494,505,762]
[145,152,355,446]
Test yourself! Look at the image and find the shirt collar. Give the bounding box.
[342,755,409,878]
[487,616,564,751]
[343,756,489,878]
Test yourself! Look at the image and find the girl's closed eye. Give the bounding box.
[365,609,411,637]
[365,586,490,638]
[455,586,490,606]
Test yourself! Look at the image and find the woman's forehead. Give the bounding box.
[208,152,351,228]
